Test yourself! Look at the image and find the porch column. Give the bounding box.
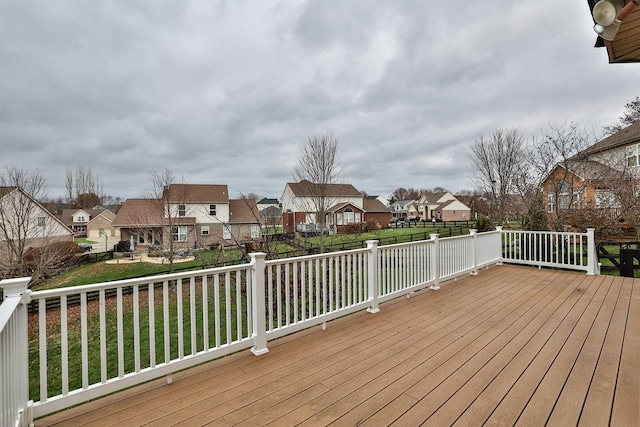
[470,229,478,275]
[366,240,380,313]
[249,253,269,355]
[430,234,440,290]
[586,228,599,275]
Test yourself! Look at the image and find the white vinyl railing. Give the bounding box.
[0,228,597,423]
[26,263,255,418]
[500,228,599,274]
[0,278,32,427]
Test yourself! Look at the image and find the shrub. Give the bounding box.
[475,215,493,232]
[364,221,382,232]
[23,241,86,284]
[342,223,367,234]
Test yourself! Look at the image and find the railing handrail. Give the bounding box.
[265,246,369,266]
[30,263,254,299]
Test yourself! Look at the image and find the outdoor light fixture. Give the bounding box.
[593,0,640,41]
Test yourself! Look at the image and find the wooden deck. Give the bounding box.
[36,265,640,426]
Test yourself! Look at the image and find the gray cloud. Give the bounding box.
[0,0,636,202]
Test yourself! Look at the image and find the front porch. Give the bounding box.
[35,265,639,426]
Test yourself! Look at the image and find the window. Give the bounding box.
[223,225,231,239]
[201,225,209,235]
[462,212,467,220]
[37,216,45,227]
[344,208,355,224]
[558,195,570,210]
[337,208,360,225]
[172,226,187,242]
[209,204,217,216]
[627,144,639,167]
[251,224,260,238]
[572,188,583,208]
[178,204,186,217]
[547,193,555,213]
[77,215,85,222]
[595,189,618,208]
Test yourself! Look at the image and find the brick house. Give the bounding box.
[541,121,640,234]
[417,192,471,221]
[113,184,261,251]
[281,181,391,234]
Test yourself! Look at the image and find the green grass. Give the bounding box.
[29,276,248,401]
[302,224,470,250]
[33,249,247,291]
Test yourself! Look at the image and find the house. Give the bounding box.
[256,198,281,212]
[281,181,391,234]
[587,0,640,63]
[58,208,118,238]
[256,198,282,228]
[112,184,262,251]
[417,192,471,221]
[540,121,640,234]
[388,200,417,220]
[363,196,392,226]
[0,187,74,273]
[86,209,120,240]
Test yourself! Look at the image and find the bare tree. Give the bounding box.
[532,122,603,232]
[292,133,343,251]
[391,188,422,202]
[65,166,104,208]
[603,95,640,135]
[145,169,191,272]
[65,168,74,206]
[469,129,527,224]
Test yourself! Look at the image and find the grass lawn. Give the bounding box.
[28,276,248,401]
[33,249,248,291]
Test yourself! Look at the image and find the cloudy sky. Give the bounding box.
[1,1,638,202]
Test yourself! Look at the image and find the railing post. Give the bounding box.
[495,226,504,265]
[249,253,269,355]
[586,228,598,275]
[470,229,478,275]
[1,277,33,427]
[430,234,440,290]
[366,240,380,314]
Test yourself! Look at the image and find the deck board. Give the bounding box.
[34,266,639,427]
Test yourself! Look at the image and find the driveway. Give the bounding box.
[85,235,120,253]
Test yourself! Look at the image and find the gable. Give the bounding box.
[327,202,364,213]
[0,187,73,239]
[437,200,470,211]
